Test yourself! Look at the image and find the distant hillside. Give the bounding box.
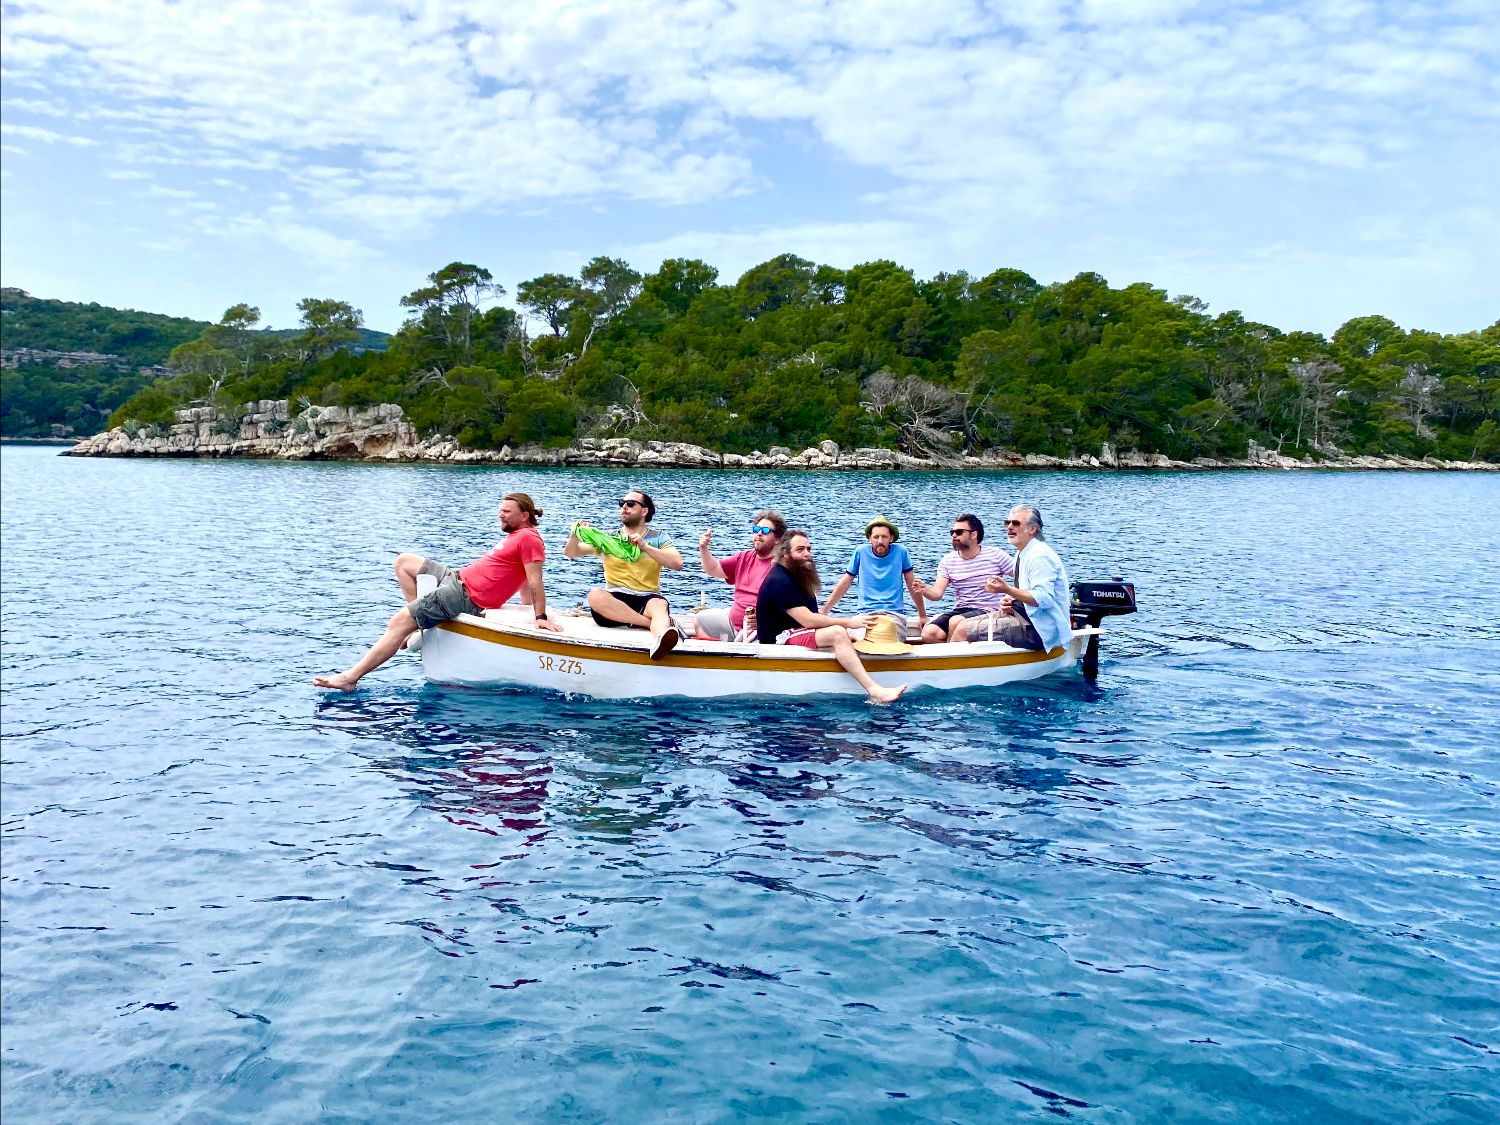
[1,288,209,366]
[1,289,391,438]
[0,288,391,361]
[264,325,391,354]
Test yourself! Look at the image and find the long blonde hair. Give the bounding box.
[504,492,542,525]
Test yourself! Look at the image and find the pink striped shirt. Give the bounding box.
[934,545,1014,609]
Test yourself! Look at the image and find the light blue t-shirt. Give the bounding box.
[846,542,913,614]
[1013,538,1072,652]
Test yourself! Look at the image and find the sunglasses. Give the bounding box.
[1004,519,1024,527]
[618,498,643,508]
[949,528,972,535]
[751,524,776,534]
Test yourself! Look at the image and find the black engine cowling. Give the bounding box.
[1069,579,1137,678]
[1070,579,1137,627]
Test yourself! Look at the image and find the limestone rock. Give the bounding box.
[58,398,1499,472]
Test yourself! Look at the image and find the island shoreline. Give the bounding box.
[55,400,1498,473]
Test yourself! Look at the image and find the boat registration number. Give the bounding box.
[537,654,585,677]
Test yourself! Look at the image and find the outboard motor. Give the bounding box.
[1070,579,1137,679]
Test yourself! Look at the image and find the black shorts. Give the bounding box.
[591,590,667,627]
[928,607,989,634]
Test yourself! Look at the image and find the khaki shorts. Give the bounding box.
[962,610,1043,650]
[407,558,483,630]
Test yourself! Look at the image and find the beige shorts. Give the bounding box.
[962,610,1043,649]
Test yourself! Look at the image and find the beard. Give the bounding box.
[783,554,821,597]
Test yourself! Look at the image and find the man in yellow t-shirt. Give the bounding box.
[565,488,685,659]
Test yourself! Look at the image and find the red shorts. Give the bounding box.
[776,628,819,649]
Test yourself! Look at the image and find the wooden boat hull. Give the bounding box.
[420,608,1094,698]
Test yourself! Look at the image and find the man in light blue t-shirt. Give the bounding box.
[820,516,927,642]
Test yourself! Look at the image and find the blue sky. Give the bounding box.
[2,0,1496,338]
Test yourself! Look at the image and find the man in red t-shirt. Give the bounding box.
[693,508,785,640]
[314,492,563,691]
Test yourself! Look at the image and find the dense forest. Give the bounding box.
[4,257,1497,462]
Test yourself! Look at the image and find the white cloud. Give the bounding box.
[145,184,197,199]
[1,122,96,145]
[1,95,69,115]
[0,0,1494,330]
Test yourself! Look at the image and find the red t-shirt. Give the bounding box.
[720,548,777,629]
[457,526,545,609]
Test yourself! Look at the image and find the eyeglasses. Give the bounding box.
[949,528,971,536]
[1004,519,1024,527]
[618,498,643,508]
[751,525,776,534]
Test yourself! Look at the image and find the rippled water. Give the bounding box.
[3,445,1497,1122]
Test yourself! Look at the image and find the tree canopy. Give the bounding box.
[4,258,1496,463]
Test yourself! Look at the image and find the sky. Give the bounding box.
[2,0,1497,339]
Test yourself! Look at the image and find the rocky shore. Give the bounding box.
[61,400,1496,472]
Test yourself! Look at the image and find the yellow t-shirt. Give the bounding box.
[602,530,673,593]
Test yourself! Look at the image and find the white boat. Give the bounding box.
[418,580,1137,699]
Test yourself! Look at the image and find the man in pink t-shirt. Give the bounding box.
[314,492,563,692]
[692,509,786,640]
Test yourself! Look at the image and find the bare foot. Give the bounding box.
[868,683,908,705]
[313,672,360,691]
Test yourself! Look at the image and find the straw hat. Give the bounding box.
[854,616,913,655]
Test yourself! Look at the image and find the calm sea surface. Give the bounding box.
[2,445,1496,1123]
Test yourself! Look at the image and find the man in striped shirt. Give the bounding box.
[911,513,1015,643]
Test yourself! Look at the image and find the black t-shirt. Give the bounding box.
[756,564,817,644]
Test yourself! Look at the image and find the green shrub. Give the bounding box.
[108,385,179,429]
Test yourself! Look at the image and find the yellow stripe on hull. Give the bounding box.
[425,614,1084,697]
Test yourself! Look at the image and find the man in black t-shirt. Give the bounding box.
[756,530,907,704]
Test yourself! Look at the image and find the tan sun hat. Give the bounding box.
[864,515,900,541]
[854,616,913,655]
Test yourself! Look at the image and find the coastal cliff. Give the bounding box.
[62,400,1496,472]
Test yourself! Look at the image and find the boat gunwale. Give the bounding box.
[433,613,1088,673]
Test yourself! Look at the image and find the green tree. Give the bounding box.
[203,303,262,375]
[294,298,363,364]
[399,262,503,371]
[516,273,580,336]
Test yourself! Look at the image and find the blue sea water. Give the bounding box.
[1,444,1497,1123]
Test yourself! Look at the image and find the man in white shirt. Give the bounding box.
[961,504,1072,652]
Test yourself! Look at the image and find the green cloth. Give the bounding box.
[573,524,640,561]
